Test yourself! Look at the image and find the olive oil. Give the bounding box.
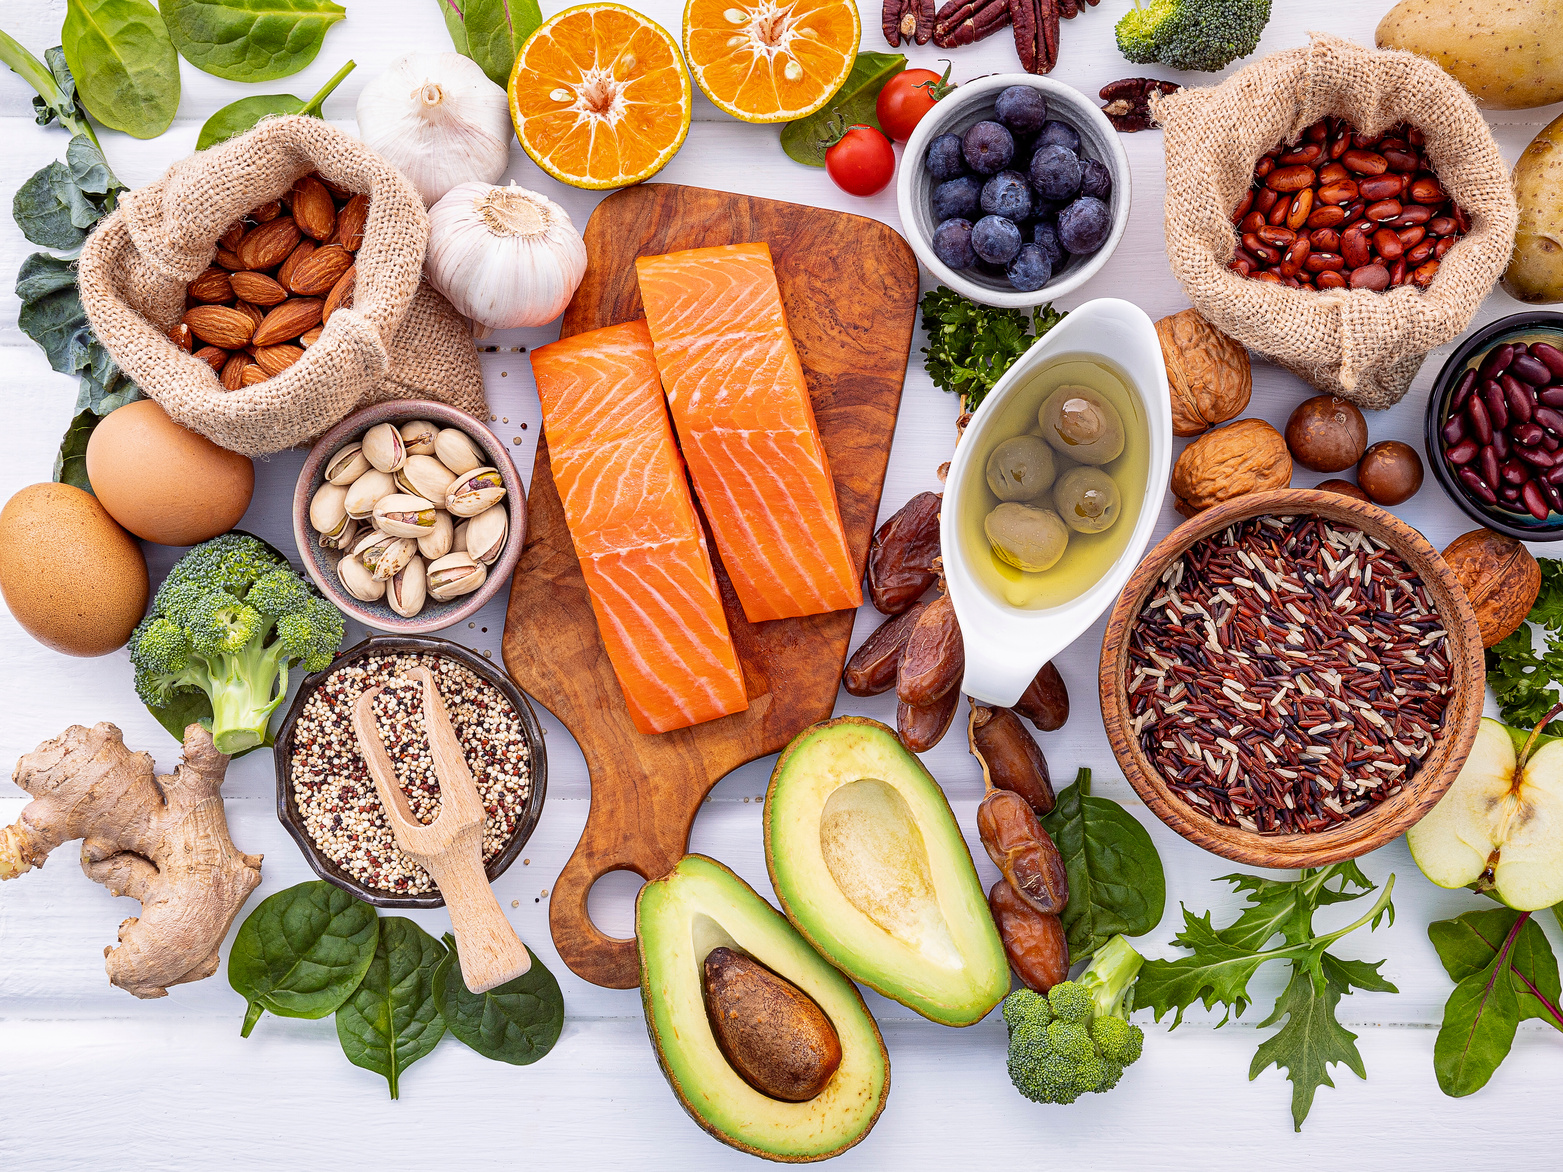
[960,355,1149,610]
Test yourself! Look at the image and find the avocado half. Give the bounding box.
[636,854,890,1162]
[764,716,1009,1027]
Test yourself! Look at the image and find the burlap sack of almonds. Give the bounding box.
[78,116,486,456]
[1153,34,1517,410]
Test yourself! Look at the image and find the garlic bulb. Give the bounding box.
[425,182,588,330]
[356,53,512,207]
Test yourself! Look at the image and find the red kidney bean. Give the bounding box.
[1454,206,1472,233]
[1524,480,1551,520]
[1512,354,1552,385]
[1330,128,1351,159]
[1409,174,1445,202]
[1480,445,1502,488]
[1304,252,1345,273]
[1350,264,1391,290]
[1518,444,1558,468]
[1545,479,1563,514]
[1435,237,1455,259]
[1240,211,1266,234]
[1480,344,1515,382]
[1385,148,1420,173]
[1306,120,1328,142]
[1319,180,1359,205]
[1405,239,1436,266]
[1503,460,1530,485]
[1267,165,1318,192]
[1493,428,1510,460]
[1343,149,1388,175]
[1311,227,1341,251]
[1547,463,1563,486]
[1268,197,1293,227]
[1459,467,1498,505]
[1483,381,1510,430]
[1307,205,1347,229]
[1255,187,1281,215]
[1451,369,1478,411]
[1507,378,1536,424]
[1373,228,1405,261]
[1502,484,1523,503]
[1287,190,1314,232]
[1446,437,1480,465]
[1392,204,1434,226]
[1244,234,1281,264]
[1232,190,1255,223]
[1391,258,1409,286]
[1257,225,1296,248]
[1408,126,1426,146]
[1318,161,1349,186]
[1442,414,1466,444]
[1467,395,1494,445]
[1255,156,1275,179]
[1548,435,1563,452]
[1341,226,1372,268]
[1398,226,1426,249]
[1280,143,1323,166]
[1317,270,1347,289]
[1539,387,1563,408]
[1534,343,1563,380]
[1341,201,1367,227]
[1358,174,1405,202]
[1538,405,1563,435]
[1428,216,1457,237]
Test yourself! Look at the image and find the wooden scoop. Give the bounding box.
[352,665,531,993]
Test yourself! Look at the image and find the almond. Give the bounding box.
[299,326,323,348]
[251,200,282,223]
[337,193,369,252]
[221,352,247,390]
[318,174,353,201]
[241,363,268,387]
[168,322,195,352]
[322,264,355,323]
[184,304,255,349]
[291,174,337,241]
[288,244,353,296]
[237,216,301,271]
[219,220,245,250]
[215,246,246,271]
[229,271,289,307]
[188,267,235,303]
[234,301,266,329]
[252,297,324,347]
[194,345,228,371]
[276,239,316,292]
[255,344,305,376]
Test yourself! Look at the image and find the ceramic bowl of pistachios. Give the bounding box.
[292,400,526,633]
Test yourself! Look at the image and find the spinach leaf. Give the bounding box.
[162,0,347,82]
[335,918,448,1099]
[433,933,564,1065]
[228,881,380,1036]
[62,0,181,140]
[196,57,356,150]
[1039,768,1165,962]
[54,409,99,491]
[462,0,542,88]
[435,0,470,55]
[781,52,904,168]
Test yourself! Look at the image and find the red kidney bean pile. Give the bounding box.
[1228,118,1468,291]
[1441,339,1563,521]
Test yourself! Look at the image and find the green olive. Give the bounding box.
[985,435,1057,502]
[1053,466,1121,534]
[1038,385,1124,465]
[985,503,1069,573]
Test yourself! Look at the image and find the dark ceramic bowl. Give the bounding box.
[1425,311,1563,540]
[274,633,548,909]
[293,399,527,632]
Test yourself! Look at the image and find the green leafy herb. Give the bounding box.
[16,253,140,418]
[162,0,346,82]
[1039,768,1165,963]
[781,52,904,167]
[196,57,356,150]
[228,881,380,1036]
[335,918,448,1099]
[436,0,470,54]
[1488,558,1563,737]
[62,0,180,140]
[436,0,542,89]
[1136,864,1397,1130]
[54,409,98,490]
[920,287,1066,412]
[433,933,565,1065]
[1429,906,1563,1098]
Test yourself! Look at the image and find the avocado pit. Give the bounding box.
[702,946,842,1102]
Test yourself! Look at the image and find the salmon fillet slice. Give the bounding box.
[635,242,862,623]
[530,318,748,734]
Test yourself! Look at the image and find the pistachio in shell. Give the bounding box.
[399,419,438,456]
[396,454,458,503]
[464,504,508,565]
[361,421,407,473]
[343,468,396,519]
[387,554,427,617]
[309,481,349,535]
[446,467,505,517]
[372,493,439,538]
[1442,528,1542,648]
[354,530,416,581]
[320,516,359,551]
[325,442,371,484]
[427,551,486,601]
[339,552,386,601]
[418,510,454,560]
[434,427,484,475]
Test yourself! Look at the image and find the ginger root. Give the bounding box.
[1,722,262,998]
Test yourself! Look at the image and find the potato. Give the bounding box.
[1376,0,1563,110]
[1503,111,1563,304]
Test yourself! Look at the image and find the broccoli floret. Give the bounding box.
[128,534,345,754]
[1116,0,1272,73]
[1003,935,1146,1105]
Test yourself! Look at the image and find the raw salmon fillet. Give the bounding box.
[635,242,862,623]
[530,319,748,734]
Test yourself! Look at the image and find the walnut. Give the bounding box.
[1170,418,1291,517]
[1156,308,1252,438]
[1442,528,1541,649]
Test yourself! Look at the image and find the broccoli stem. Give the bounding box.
[1080,935,1145,1019]
[204,640,287,755]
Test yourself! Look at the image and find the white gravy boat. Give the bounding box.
[942,298,1172,706]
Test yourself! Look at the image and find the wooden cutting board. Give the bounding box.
[501,184,918,988]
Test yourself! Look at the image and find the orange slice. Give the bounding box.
[510,4,693,190]
[683,0,860,124]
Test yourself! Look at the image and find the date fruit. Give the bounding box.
[1014,660,1069,731]
[898,594,964,707]
[976,788,1069,916]
[897,686,961,753]
[868,491,942,614]
[843,604,926,696]
[969,704,1054,816]
[989,879,1069,993]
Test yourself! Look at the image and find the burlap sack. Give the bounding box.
[77,116,486,456]
[1154,34,1518,410]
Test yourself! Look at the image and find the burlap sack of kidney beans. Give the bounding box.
[1152,34,1517,410]
[76,116,486,456]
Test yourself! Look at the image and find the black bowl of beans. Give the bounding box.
[274,633,548,908]
[1427,312,1563,539]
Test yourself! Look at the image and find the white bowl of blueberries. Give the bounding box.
[897,74,1131,307]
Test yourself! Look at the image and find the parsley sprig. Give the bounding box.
[1488,558,1563,737]
[919,287,1065,413]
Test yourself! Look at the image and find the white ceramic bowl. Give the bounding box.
[941,298,1172,705]
[897,74,1132,308]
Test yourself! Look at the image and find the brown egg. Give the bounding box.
[0,483,148,656]
[86,400,254,545]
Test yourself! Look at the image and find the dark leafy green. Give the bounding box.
[196,57,356,150]
[433,933,564,1065]
[61,0,181,139]
[54,409,98,491]
[920,287,1066,412]
[436,0,469,55]
[16,253,141,418]
[1039,768,1165,963]
[228,881,380,1036]
[335,918,448,1099]
[436,0,542,88]
[781,51,905,167]
[1429,906,1563,1098]
[1488,558,1563,737]
[162,0,346,81]
[1136,864,1397,1130]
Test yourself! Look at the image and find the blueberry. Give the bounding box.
[1057,196,1112,255]
[962,121,1015,176]
[1033,221,1067,268]
[980,171,1033,223]
[1028,144,1081,203]
[1037,120,1080,154]
[1080,158,1113,203]
[931,177,982,223]
[1006,244,1053,293]
[994,87,1047,138]
[926,133,967,182]
[931,218,976,269]
[1032,197,1065,222]
[971,215,1023,265]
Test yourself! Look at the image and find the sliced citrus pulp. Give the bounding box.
[510,4,693,190]
[683,0,860,124]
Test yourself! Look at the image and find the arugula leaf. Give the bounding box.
[161,0,346,82]
[780,52,905,168]
[62,0,181,140]
[196,58,356,150]
[1250,958,1364,1131]
[919,287,1066,412]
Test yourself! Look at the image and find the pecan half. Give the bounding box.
[1099,76,1180,132]
[933,0,1010,48]
[884,0,935,45]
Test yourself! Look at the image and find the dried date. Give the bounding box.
[843,603,926,697]
[989,879,1069,993]
[976,788,1069,915]
[969,704,1054,816]
[1013,661,1069,731]
[897,687,961,753]
[898,593,964,707]
[868,491,942,614]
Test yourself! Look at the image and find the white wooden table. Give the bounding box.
[3,2,1560,1167]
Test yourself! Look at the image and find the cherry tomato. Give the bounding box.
[825,125,895,197]
[876,69,945,143]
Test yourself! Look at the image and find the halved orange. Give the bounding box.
[683,0,860,124]
[510,4,693,190]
